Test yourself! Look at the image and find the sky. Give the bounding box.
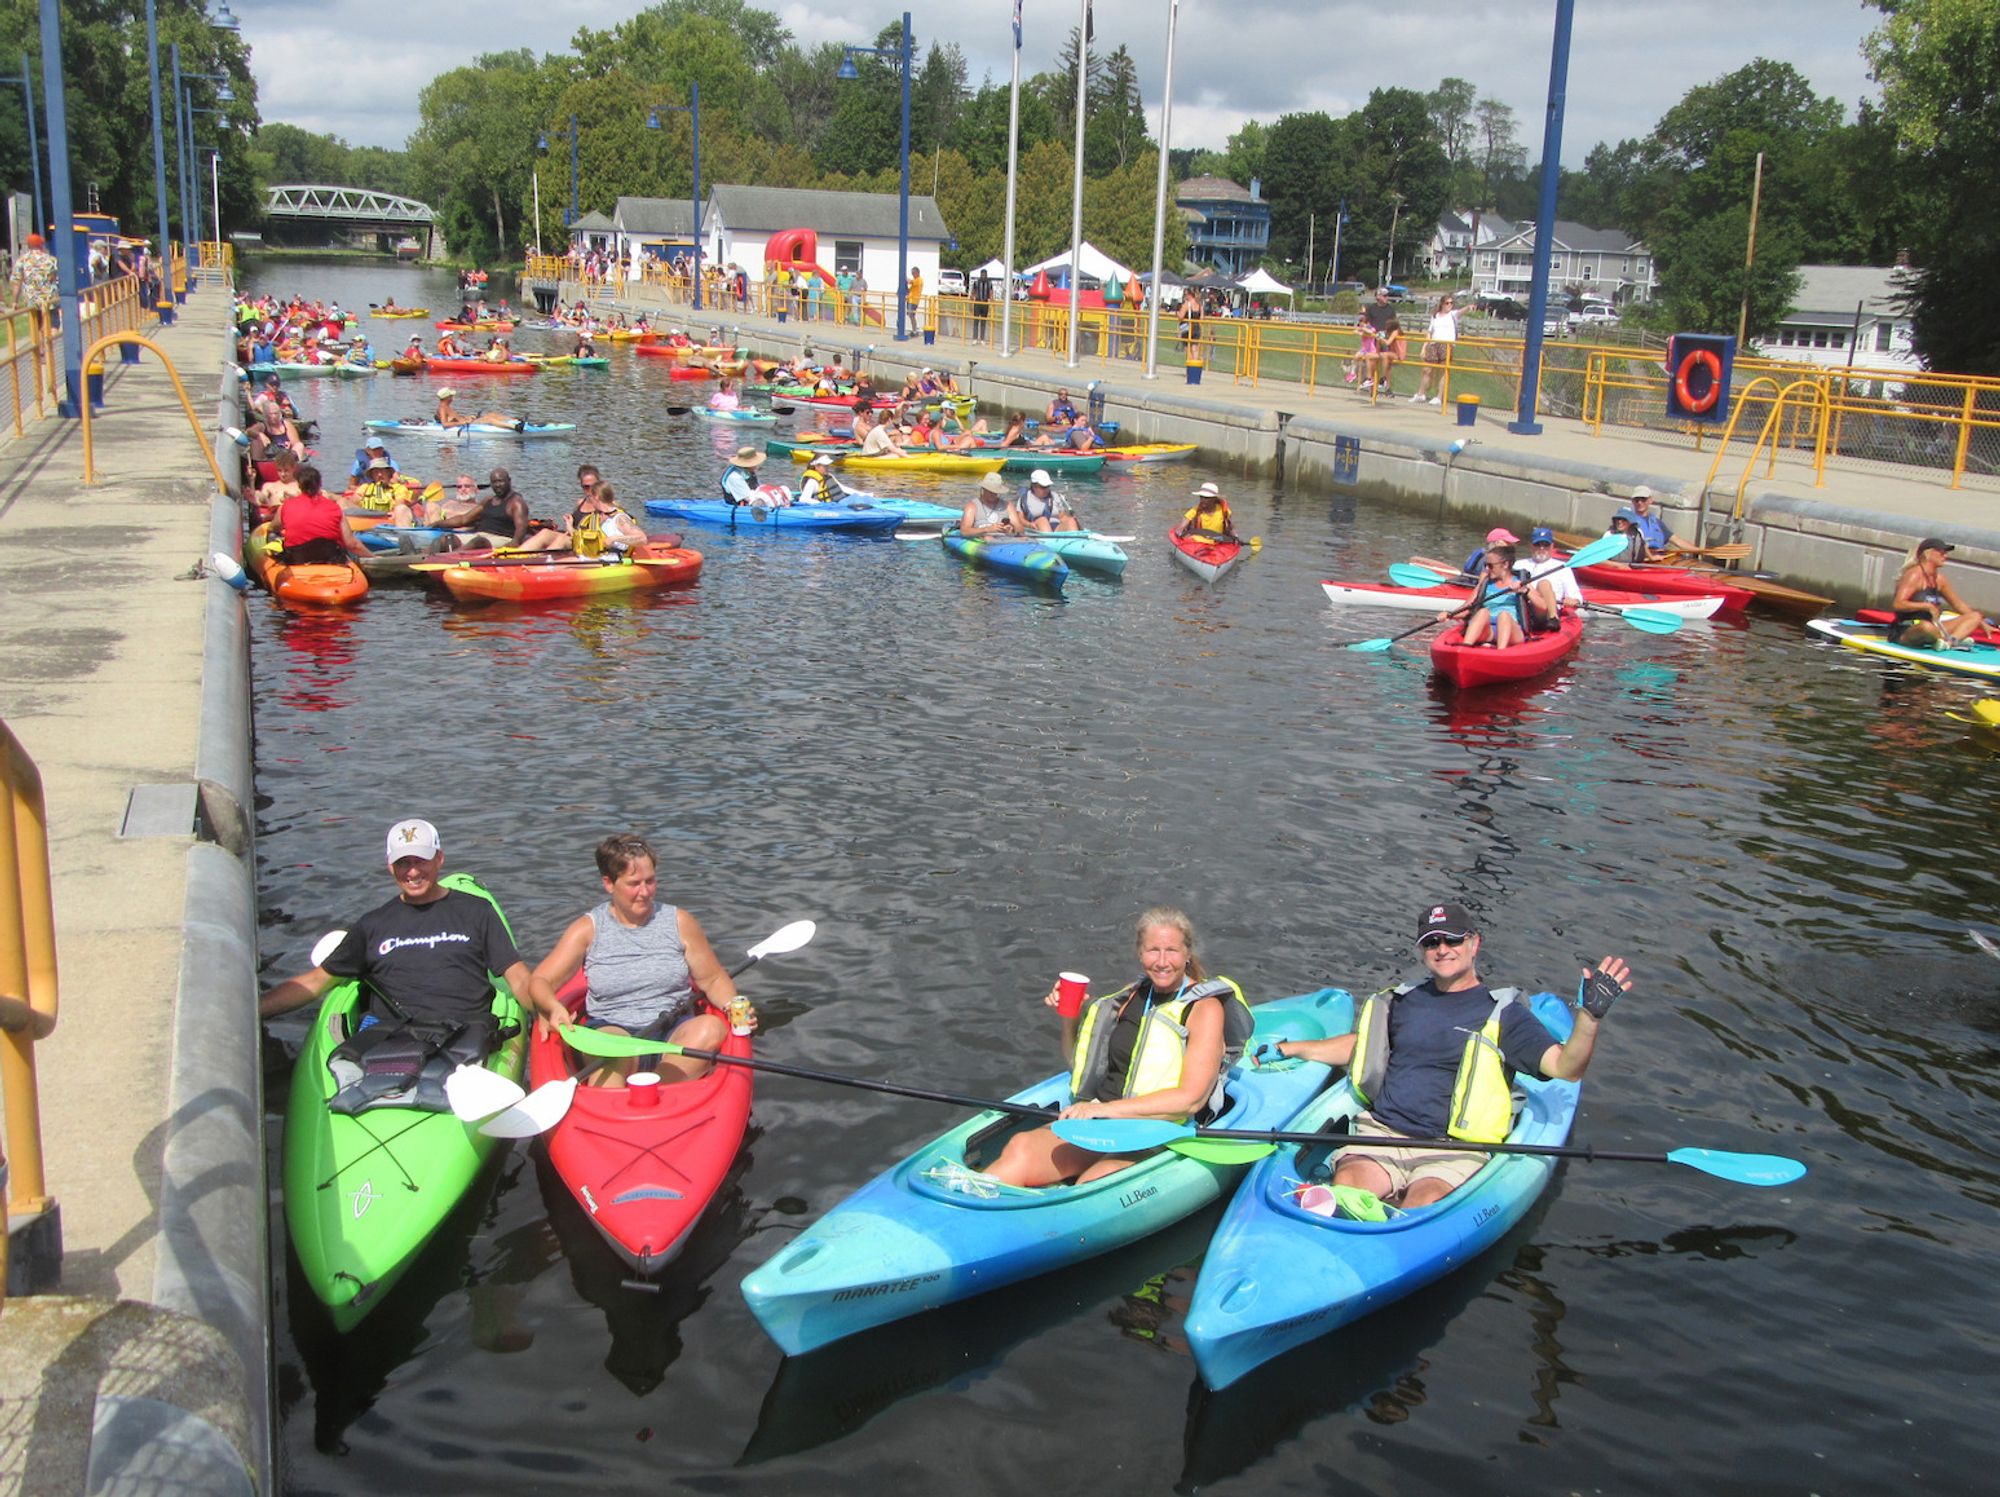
[231,0,1883,168]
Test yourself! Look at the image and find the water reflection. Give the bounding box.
[272,604,358,714]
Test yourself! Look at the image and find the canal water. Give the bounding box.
[246,264,1999,1495]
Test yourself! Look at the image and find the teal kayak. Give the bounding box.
[860,495,1128,576]
[1183,990,1578,1389]
[978,448,1106,475]
[695,407,780,425]
[281,873,527,1331]
[741,987,1348,1356]
[941,533,1068,590]
[363,418,577,440]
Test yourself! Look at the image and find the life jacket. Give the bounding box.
[572,507,607,558]
[1349,983,1522,1144]
[1068,977,1253,1120]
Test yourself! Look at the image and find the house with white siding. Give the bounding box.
[1755,264,1917,373]
[1470,220,1657,305]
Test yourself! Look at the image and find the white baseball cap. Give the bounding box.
[385,818,441,864]
[1029,469,1054,486]
[1194,482,1223,500]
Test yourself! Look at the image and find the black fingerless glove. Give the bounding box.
[1577,966,1622,1019]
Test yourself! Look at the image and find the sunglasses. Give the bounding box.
[1419,933,1470,950]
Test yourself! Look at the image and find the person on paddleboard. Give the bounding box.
[259,819,535,1032]
[1267,903,1630,1213]
[986,907,1253,1188]
[1887,537,1989,649]
[1174,483,1239,543]
[527,833,756,1086]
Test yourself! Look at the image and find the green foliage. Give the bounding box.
[1864,0,2000,372]
[1187,120,1268,190]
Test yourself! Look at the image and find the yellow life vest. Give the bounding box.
[573,509,606,558]
[1349,983,1521,1144]
[350,479,409,513]
[1068,977,1253,1121]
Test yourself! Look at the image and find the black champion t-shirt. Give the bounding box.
[321,888,521,1025]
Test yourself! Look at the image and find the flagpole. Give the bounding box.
[1064,0,1089,367]
[1143,0,1180,379]
[1000,0,1023,358]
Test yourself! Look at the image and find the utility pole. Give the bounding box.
[1736,151,1764,346]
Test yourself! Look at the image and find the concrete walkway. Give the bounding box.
[549,276,2000,605]
[0,288,263,1493]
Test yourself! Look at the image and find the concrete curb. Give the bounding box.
[111,345,269,1492]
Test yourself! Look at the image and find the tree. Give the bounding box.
[1472,98,1526,211]
[1039,27,1097,125]
[1086,45,1150,172]
[911,42,968,157]
[1188,120,1269,190]
[1259,111,1340,261]
[1427,77,1477,173]
[408,50,558,263]
[1863,0,2000,372]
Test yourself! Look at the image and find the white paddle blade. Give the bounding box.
[309,929,348,968]
[444,1065,526,1122]
[747,919,817,961]
[479,1077,577,1138]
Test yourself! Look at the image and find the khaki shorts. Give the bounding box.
[1335,1113,1486,1197]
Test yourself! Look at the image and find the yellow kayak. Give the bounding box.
[830,452,1006,475]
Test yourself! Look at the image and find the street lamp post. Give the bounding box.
[185,100,230,252]
[836,12,912,341]
[0,56,43,241]
[646,85,702,311]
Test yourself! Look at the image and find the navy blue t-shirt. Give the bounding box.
[321,888,519,1026]
[1366,981,1559,1138]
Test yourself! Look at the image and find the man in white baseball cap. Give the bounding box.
[1017,467,1081,532]
[258,819,537,1037]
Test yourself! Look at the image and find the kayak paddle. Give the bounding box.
[1972,930,2000,963]
[1386,560,1682,633]
[476,920,818,1136]
[1343,532,1628,652]
[1047,1118,1806,1187]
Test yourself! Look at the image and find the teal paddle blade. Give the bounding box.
[1566,532,1630,569]
[1051,1118,1191,1152]
[1617,607,1684,635]
[1346,637,1397,653]
[1389,562,1455,588]
[1665,1148,1806,1186]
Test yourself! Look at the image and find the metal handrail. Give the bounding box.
[78,332,232,493]
[1,717,60,1298]
[1729,379,1836,520]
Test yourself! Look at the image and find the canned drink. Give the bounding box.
[727,997,754,1036]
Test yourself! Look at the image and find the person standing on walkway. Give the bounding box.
[972,267,993,344]
[7,234,59,323]
[1410,294,1465,405]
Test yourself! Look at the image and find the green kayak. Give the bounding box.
[281,872,526,1331]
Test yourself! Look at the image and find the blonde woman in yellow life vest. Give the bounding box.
[1272,902,1631,1211]
[987,908,1253,1188]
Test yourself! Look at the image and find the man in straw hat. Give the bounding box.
[723,443,782,506]
[960,470,1024,538]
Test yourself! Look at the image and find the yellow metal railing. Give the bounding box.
[2,274,157,442]
[196,240,234,271]
[79,331,232,493]
[1,718,60,1310]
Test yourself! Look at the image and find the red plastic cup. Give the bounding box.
[1056,972,1089,1018]
[627,1072,661,1109]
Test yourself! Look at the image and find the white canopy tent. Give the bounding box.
[1018,241,1138,286]
[1237,267,1295,300]
[971,257,1006,279]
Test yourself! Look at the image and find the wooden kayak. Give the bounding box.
[1431,612,1584,687]
[1567,558,1755,612]
[1548,528,1830,614]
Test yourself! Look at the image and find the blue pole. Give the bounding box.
[144,1,171,319]
[37,0,83,415]
[171,44,191,297]
[568,114,578,227]
[1510,0,1575,437]
[16,56,43,237]
[188,101,203,254]
[690,83,702,311]
[895,10,911,342]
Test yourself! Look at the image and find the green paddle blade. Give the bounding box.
[1665,1148,1806,1186]
[1616,607,1684,635]
[559,1026,686,1059]
[1389,562,1456,587]
[1166,1137,1278,1163]
[1051,1118,1192,1152]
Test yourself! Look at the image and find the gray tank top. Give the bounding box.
[583,900,697,1032]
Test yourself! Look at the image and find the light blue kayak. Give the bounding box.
[861,495,1129,576]
[1183,990,1578,1390]
[940,533,1068,590]
[694,407,779,425]
[740,988,1348,1356]
[362,418,577,440]
[643,498,904,535]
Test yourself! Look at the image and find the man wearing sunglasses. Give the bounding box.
[1270,903,1630,1210]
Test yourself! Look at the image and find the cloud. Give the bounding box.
[230,0,1879,163]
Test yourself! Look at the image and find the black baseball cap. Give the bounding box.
[1416,902,1478,943]
[1917,537,1955,554]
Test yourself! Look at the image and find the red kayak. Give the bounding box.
[425,356,539,375]
[1565,558,1753,612]
[528,976,752,1277]
[1169,528,1244,582]
[1431,611,1584,687]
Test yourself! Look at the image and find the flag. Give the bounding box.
[1013,0,1023,50]
[1086,2,1094,43]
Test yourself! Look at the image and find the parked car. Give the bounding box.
[1568,302,1618,330]
[935,268,967,296]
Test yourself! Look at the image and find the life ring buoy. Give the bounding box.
[1675,348,1723,414]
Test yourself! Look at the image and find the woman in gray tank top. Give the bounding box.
[528,833,757,1086]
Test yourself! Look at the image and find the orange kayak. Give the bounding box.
[418,541,703,600]
[247,523,369,606]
